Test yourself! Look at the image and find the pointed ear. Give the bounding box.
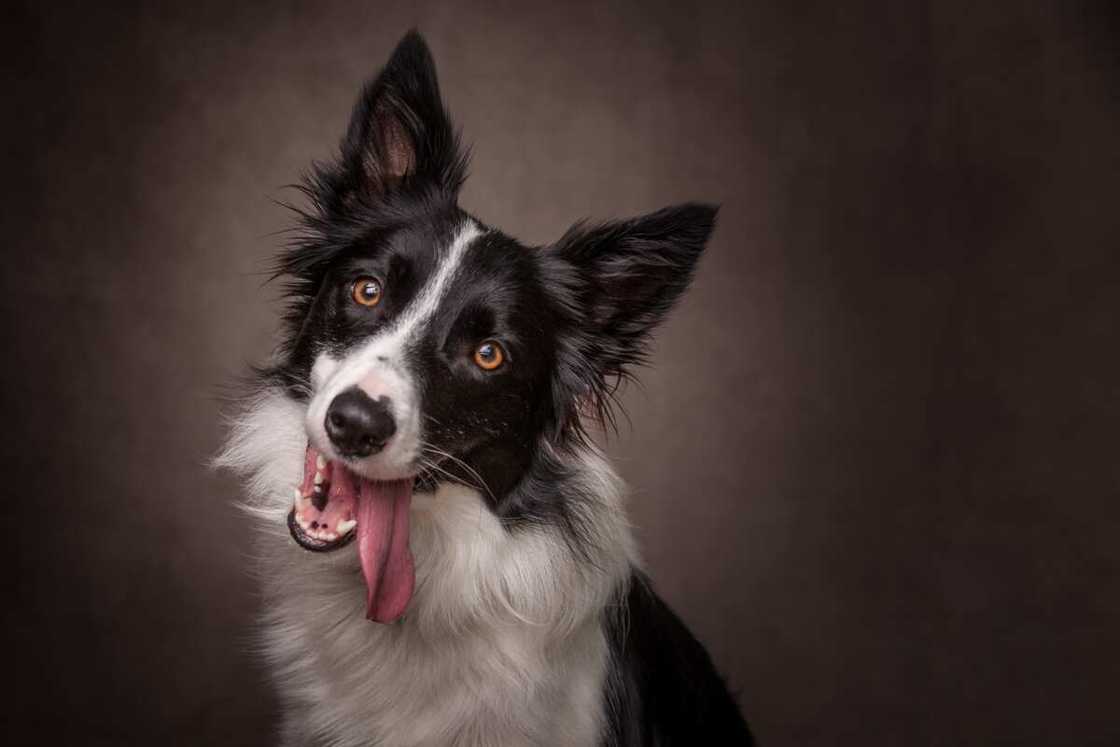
[552,202,718,406]
[340,31,467,200]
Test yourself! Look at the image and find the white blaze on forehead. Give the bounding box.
[305,221,483,477]
[344,219,482,377]
[387,220,482,344]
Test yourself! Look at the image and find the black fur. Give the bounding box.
[605,574,755,745]
[264,30,752,744]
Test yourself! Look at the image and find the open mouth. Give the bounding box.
[288,445,417,623]
[289,449,360,552]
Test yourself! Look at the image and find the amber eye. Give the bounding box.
[473,341,505,371]
[351,277,382,307]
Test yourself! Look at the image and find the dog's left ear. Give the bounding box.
[339,30,467,200]
[552,202,718,407]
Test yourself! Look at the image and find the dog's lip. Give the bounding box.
[287,508,358,553]
[337,460,421,483]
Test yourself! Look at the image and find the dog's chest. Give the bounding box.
[266,605,607,746]
[261,488,612,747]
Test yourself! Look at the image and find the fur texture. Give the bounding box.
[219,30,752,746]
[219,391,634,746]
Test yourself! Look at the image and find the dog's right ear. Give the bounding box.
[547,203,718,437]
[338,31,467,202]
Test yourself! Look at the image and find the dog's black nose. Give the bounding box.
[324,387,396,458]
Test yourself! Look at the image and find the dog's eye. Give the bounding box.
[351,277,383,307]
[473,341,505,371]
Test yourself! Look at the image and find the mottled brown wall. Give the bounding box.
[4,1,1119,745]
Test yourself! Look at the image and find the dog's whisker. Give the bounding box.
[419,444,495,502]
[415,454,460,487]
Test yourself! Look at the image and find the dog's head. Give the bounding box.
[266,31,716,621]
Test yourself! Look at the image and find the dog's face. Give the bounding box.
[296,212,559,500]
[263,32,716,619]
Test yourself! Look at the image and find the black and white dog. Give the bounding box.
[220,31,752,746]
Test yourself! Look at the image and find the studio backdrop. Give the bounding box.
[5,1,1118,745]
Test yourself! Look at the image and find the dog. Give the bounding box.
[219,30,752,747]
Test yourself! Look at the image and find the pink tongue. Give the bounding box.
[356,478,415,623]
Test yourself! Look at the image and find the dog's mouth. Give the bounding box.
[289,445,415,623]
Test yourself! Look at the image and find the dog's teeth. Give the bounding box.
[325,532,338,541]
[293,487,302,501]
[313,472,324,485]
[316,455,327,471]
[298,516,310,531]
[336,518,357,534]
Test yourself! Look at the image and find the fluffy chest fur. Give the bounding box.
[220,392,636,747]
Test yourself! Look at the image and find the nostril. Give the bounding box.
[324,387,396,458]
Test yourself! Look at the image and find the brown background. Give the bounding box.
[4,1,1119,745]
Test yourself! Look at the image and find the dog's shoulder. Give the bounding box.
[604,572,754,746]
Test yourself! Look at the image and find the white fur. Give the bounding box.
[217,388,638,747]
[305,221,483,481]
